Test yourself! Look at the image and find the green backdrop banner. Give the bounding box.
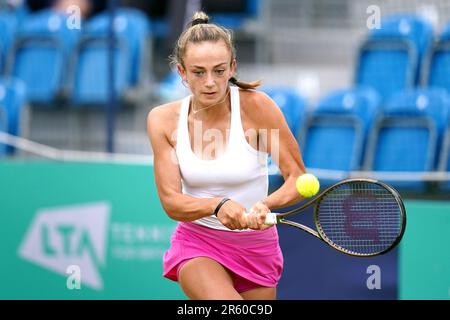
[400,200,450,300]
[0,161,185,299]
[1,161,448,300]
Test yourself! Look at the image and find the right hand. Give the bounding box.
[245,200,273,231]
[215,199,248,230]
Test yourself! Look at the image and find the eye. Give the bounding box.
[193,71,204,76]
[215,69,225,75]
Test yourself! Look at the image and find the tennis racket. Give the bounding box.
[263,178,406,257]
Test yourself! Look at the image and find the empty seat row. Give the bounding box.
[0,7,150,106]
[263,86,450,192]
[1,2,262,107]
[356,14,450,102]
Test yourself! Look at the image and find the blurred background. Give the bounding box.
[0,0,449,300]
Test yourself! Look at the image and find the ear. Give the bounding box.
[177,63,187,82]
[230,59,237,77]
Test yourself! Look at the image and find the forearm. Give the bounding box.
[263,174,304,210]
[161,193,221,222]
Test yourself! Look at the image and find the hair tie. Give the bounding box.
[191,18,208,26]
[229,77,237,84]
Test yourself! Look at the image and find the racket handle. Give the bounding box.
[264,212,278,225]
[244,212,278,225]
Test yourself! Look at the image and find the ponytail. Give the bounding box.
[229,76,261,90]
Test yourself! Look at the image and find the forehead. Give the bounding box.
[184,40,231,67]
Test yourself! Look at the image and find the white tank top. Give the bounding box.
[176,86,269,231]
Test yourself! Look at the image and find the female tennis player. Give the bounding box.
[147,11,306,300]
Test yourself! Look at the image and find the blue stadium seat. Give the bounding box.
[5,9,81,105]
[422,21,450,92]
[440,22,450,42]
[0,77,27,154]
[0,2,29,22]
[149,18,168,39]
[263,86,307,139]
[364,88,450,191]
[261,87,307,192]
[68,37,130,106]
[370,14,433,66]
[157,69,190,102]
[355,14,434,101]
[302,87,380,185]
[0,11,19,73]
[67,8,150,106]
[210,0,260,29]
[0,92,7,156]
[437,120,450,192]
[148,0,260,38]
[439,129,450,192]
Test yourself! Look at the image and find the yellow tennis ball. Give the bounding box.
[296,174,320,198]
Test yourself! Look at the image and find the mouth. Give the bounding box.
[204,92,217,96]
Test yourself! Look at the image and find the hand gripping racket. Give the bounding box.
[264,178,406,257]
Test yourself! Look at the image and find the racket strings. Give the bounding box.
[316,182,403,255]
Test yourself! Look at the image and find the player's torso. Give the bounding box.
[165,90,263,158]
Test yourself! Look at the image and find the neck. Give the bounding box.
[191,87,231,116]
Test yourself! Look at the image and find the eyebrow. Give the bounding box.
[189,63,227,69]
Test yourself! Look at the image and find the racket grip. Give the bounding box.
[244,212,278,225]
[264,212,278,225]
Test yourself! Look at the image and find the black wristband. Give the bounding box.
[214,198,230,216]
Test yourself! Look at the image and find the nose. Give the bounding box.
[205,72,214,87]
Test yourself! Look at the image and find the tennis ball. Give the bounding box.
[296,173,320,198]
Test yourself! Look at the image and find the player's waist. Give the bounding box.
[179,221,279,244]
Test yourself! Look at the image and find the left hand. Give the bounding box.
[246,200,272,230]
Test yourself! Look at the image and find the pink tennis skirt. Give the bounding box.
[163,222,283,291]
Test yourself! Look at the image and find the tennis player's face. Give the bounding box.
[179,40,236,106]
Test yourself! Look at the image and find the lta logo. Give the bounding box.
[18,202,110,290]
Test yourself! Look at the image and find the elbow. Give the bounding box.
[291,161,307,178]
[281,159,306,181]
[290,170,305,179]
[159,192,175,216]
[163,207,183,222]
[161,199,179,220]
[284,169,305,182]
[160,195,188,222]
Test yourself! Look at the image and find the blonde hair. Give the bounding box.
[170,11,261,90]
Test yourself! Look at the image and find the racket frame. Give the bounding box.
[273,178,407,257]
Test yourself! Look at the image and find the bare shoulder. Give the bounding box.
[147,100,181,126]
[147,100,182,139]
[239,88,285,129]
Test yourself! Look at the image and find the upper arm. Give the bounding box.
[147,106,182,210]
[253,92,306,179]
